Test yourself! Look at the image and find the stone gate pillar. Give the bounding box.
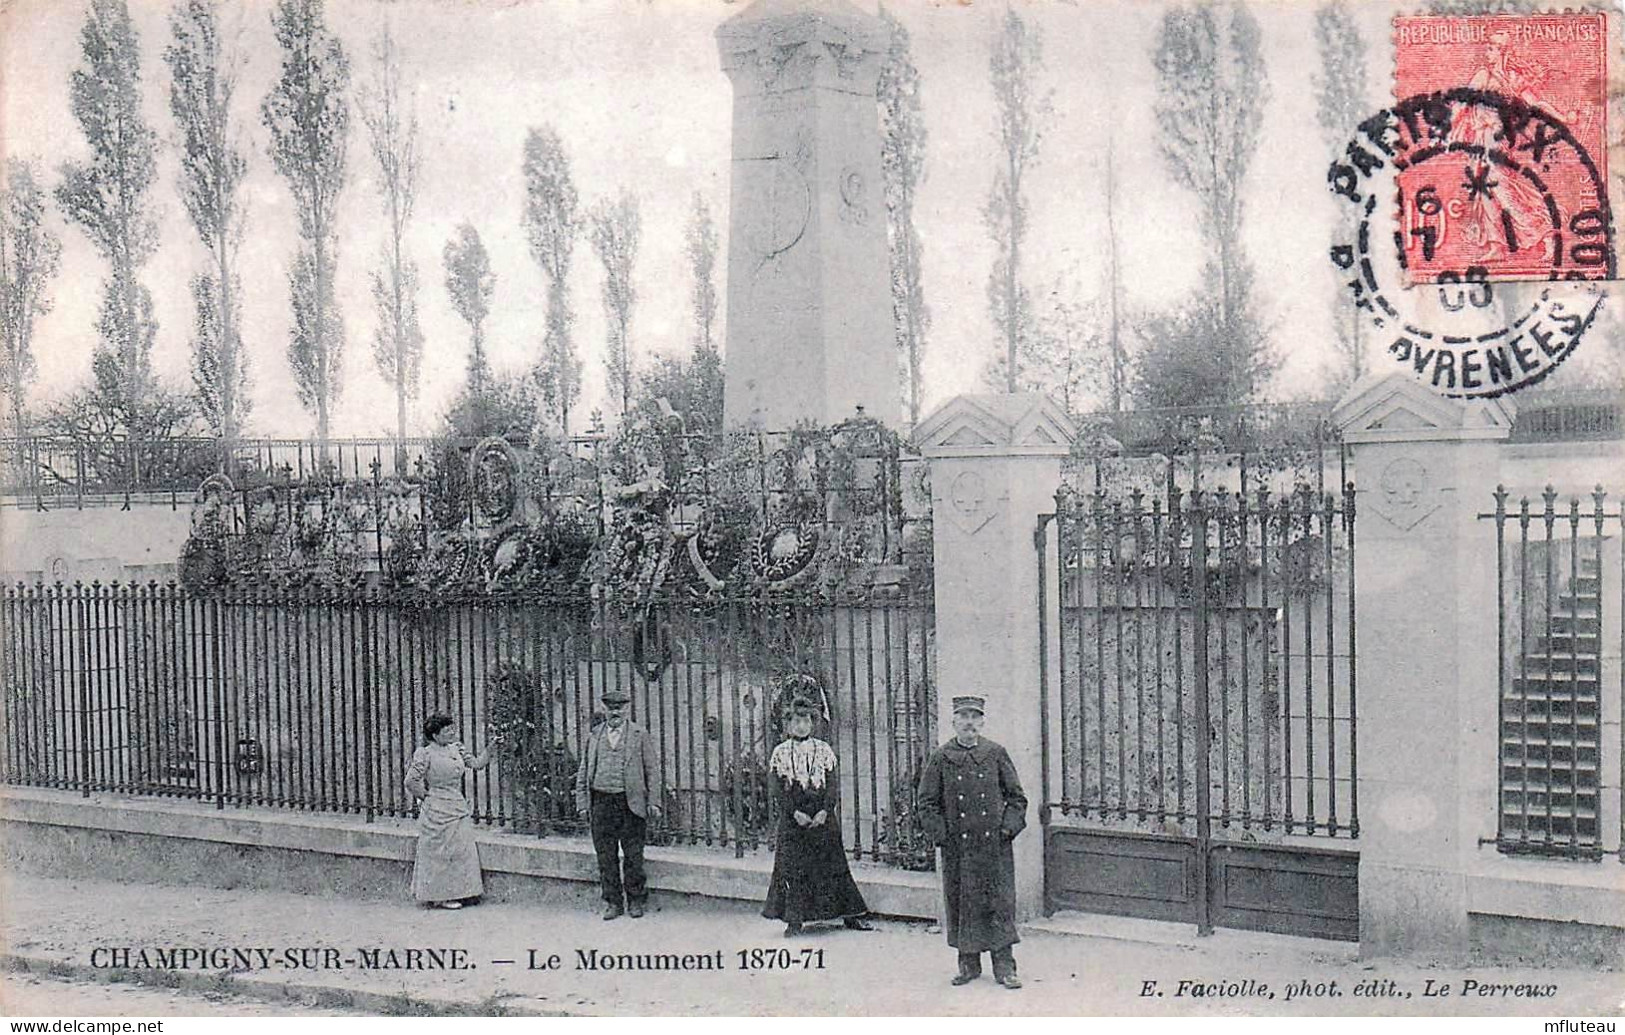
[1332,374,1515,959]
[915,394,1076,920]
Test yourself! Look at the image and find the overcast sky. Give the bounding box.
[2,0,1543,438]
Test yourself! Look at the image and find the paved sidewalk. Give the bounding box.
[1,873,1618,1017]
[1,972,369,1018]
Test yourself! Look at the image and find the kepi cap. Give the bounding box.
[601,688,631,705]
[951,695,986,715]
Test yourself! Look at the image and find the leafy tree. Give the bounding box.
[1144,1,1273,408]
[634,347,724,435]
[1313,0,1368,392]
[1133,264,1272,410]
[589,190,641,419]
[262,0,350,446]
[686,192,718,356]
[628,194,725,435]
[165,0,250,447]
[35,352,205,487]
[878,5,930,424]
[0,161,62,435]
[983,6,1051,393]
[442,222,496,397]
[56,0,159,418]
[441,374,537,442]
[359,19,423,445]
[1023,279,1104,413]
[522,126,582,435]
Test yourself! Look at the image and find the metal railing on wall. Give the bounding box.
[1507,390,1623,444]
[0,582,938,870]
[1486,486,1623,862]
[0,436,458,509]
[1065,400,1349,503]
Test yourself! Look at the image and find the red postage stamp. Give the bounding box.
[1392,13,1610,283]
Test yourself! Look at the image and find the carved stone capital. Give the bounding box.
[717,0,886,96]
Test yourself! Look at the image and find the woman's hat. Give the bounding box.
[788,695,819,718]
[601,688,631,705]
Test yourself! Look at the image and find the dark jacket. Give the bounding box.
[573,720,661,818]
[916,737,1028,952]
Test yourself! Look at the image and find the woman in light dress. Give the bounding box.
[405,715,493,909]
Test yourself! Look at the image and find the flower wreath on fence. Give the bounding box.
[484,661,579,835]
[174,409,931,601]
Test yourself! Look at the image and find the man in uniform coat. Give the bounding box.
[916,695,1028,989]
[574,688,662,919]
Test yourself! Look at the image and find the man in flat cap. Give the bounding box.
[917,695,1028,989]
[574,688,661,919]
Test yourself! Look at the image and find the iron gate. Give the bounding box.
[1037,481,1360,939]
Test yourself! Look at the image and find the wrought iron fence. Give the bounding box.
[1066,400,1347,501]
[0,582,938,869]
[1487,486,1623,861]
[1508,390,1623,444]
[173,417,933,602]
[0,436,456,508]
[1046,483,1359,840]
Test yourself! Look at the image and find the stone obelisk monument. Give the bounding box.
[716,0,898,429]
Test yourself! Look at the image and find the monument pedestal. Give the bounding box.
[716,0,896,429]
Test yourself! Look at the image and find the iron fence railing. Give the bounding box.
[1065,401,1348,501]
[1486,486,1623,861]
[0,436,460,508]
[1508,390,1623,444]
[0,582,938,869]
[1045,484,1360,841]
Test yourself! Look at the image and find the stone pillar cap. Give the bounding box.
[913,393,1077,457]
[717,0,885,53]
[1332,373,1517,444]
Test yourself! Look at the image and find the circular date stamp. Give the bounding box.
[1326,89,1614,399]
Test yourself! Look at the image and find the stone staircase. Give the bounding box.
[1500,547,1604,855]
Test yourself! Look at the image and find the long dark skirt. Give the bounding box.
[762,817,869,924]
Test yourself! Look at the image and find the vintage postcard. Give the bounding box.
[0,0,1621,1022]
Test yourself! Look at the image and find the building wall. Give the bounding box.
[0,499,189,584]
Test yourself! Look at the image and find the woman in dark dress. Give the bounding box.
[761,697,874,937]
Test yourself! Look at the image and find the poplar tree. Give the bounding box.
[982,6,1051,393]
[443,222,495,397]
[0,162,62,436]
[166,0,250,448]
[359,19,423,445]
[589,190,641,419]
[635,193,723,433]
[687,192,718,359]
[1314,0,1368,389]
[878,5,930,424]
[522,126,582,436]
[56,0,159,419]
[1139,1,1272,409]
[262,0,350,447]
